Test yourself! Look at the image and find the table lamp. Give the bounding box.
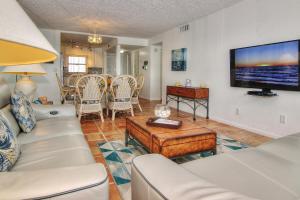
[0,0,57,66]
[0,64,46,101]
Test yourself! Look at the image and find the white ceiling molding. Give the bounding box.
[18,0,242,38]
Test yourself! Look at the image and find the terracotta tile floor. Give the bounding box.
[80,99,271,200]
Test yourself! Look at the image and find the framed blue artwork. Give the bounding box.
[171,48,187,71]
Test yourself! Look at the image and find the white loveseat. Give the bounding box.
[0,78,109,199]
[132,132,300,200]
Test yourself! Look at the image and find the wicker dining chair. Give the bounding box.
[101,74,114,83]
[101,74,114,116]
[67,73,86,87]
[55,73,75,104]
[75,74,107,122]
[132,75,144,112]
[108,75,137,121]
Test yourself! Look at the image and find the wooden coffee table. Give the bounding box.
[125,116,216,158]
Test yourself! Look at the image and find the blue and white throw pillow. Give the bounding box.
[0,116,21,171]
[11,92,36,133]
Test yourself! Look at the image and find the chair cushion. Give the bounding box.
[10,92,36,133]
[114,98,131,102]
[12,134,94,171]
[17,116,82,144]
[82,100,101,104]
[0,105,20,137]
[0,116,21,171]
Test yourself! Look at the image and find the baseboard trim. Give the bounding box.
[140,96,162,101]
[210,116,278,139]
[167,104,278,138]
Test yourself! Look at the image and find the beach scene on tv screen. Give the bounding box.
[235,41,299,86]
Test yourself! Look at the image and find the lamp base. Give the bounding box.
[15,76,37,101]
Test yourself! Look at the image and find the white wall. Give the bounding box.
[38,29,61,103]
[139,47,150,99]
[150,45,162,100]
[138,45,162,101]
[131,50,139,76]
[121,51,130,75]
[150,0,300,138]
[106,53,116,75]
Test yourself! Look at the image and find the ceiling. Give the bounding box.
[18,0,242,38]
[61,32,114,48]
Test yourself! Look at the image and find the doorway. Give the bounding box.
[60,32,115,83]
[119,45,144,76]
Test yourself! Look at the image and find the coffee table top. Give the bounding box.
[126,116,215,140]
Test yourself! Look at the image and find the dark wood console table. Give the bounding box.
[166,86,209,120]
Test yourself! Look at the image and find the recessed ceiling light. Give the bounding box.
[120,49,125,53]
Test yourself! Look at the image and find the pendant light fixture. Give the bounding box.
[88,34,102,44]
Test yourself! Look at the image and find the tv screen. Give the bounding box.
[230,40,300,91]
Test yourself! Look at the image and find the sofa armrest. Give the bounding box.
[32,104,76,120]
[132,154,255,200]
[0,164,108,200]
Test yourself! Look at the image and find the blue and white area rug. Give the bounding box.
[98,134,248,200]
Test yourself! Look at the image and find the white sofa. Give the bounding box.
[0,78,109,200]
[132,132,300,200]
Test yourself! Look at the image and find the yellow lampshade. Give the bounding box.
[0,0,58,66]
[0,64,47,76]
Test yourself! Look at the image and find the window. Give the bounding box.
[68,56,86,72]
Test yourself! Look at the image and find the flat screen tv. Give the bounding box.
[230,40,300,92]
